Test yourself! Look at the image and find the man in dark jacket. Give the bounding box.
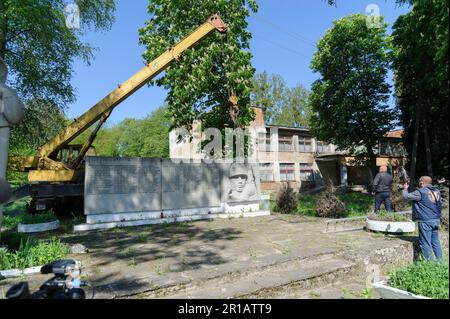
[372,166,393,212]
[403,176,442,260]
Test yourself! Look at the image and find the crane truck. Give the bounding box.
[7,15,228,213]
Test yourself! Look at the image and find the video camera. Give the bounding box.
[6,260,88,299]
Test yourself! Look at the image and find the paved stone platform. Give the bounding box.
[1,214,447,299]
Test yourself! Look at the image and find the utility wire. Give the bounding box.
[252,33,313,61]
[251,14,317,48]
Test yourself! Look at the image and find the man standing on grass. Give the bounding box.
[402,176,443,261]
[372,166,393,212]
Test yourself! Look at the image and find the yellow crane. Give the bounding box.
[8,15,228,210]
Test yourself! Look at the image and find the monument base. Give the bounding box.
[74,210,271,232]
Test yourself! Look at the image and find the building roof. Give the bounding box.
[384,130,404,138]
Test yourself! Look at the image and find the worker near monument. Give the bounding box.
[372,166,393,212]
[402,176,443,260]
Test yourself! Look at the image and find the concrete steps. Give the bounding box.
[162,255,358,299]
[113,253,359,299]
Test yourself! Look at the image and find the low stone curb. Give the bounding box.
[0,266,42,279]
[17,220,60,233]
[372,280,430,299]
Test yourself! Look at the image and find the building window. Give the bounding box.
[317,142,331,154]
[279,135,293,152]
[299,163,315,181]
[379,140,405,157]
[280,163,295,181]
[258,133,271,152]
[298,137,312,153]
[260,163,274,182]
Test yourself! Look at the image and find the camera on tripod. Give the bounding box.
[6,260,87,299]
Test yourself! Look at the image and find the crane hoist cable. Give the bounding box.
[220,30,239,128]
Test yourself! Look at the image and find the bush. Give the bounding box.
[389,260,449,299]
[0,237,69,271]
[276,183,298,214]
[316,185,345,218]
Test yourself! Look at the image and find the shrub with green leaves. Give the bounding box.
[0,238,69,271]
[389,260,449,299]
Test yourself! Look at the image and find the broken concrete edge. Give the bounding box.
[0,266,42,280]
[93,250,344,299]
[74,211,271,232]
[372,281,431,299]
[17,220,60,234]
[93,241,415,299]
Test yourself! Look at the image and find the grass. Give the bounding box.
[1,211,57,230]
[368,210,410,222]
[388,260,449,299]
[0,237,69,271]
[290,191,373,218]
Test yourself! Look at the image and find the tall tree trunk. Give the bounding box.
[423,116,433,178]
[410,104,421,191]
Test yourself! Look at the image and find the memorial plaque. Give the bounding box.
[85,157,162,215]
[84,157,262,217]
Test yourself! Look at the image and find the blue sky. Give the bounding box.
[68,0,411,125]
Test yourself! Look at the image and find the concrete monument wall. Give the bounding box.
[84,157,262,217]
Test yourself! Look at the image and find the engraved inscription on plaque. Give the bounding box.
[114,165,138,194]
[163,164,181,193]
[89,167,114,194]
[183,165,203,193]
[138,166,161,193]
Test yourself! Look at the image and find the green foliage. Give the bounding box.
[294,191,373,217]
[139,0,258,132]
[73,105,171,157]
[0,0,116,107]
[2,210,56,230]
[389,260,449,299]
[309,14,394,171]
[251,71,311,127]
[7,99,68,184]
[0,237,69,270]
[392,0,449,178]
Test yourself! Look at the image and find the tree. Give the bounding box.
[9,99,68,156]
[139,0,258,133]
[0,0,116,107]
[276,85,311,128]
[7,99,68,183]
[115,106,171,158]
[392,0,449,180]
[251,72,311,127]
[72,105,172,158]
[309,14,394,175]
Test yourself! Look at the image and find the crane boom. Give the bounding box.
[20,15,227,183]
[41,15,227,159]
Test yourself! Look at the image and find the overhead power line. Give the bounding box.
[252,33,313,61]
[251,14,318,48]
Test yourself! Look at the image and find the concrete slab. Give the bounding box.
[1,214,447,299]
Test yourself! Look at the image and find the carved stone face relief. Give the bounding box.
[227,163,258,202]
